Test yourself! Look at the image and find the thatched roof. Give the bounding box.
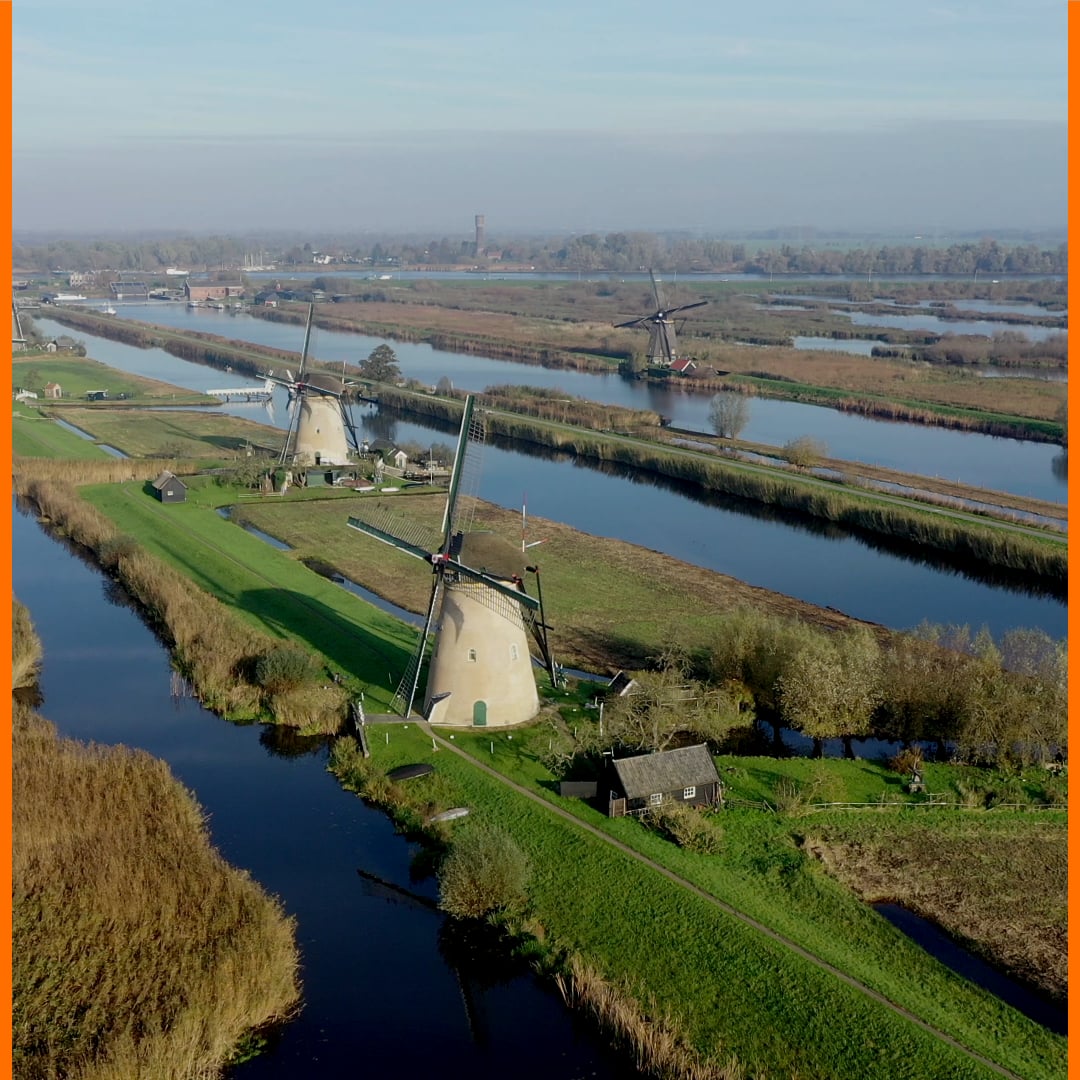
[611,744,719,799]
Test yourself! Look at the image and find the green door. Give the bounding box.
[472,700,487,727]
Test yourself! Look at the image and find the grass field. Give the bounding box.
[12,405,113,460]
[81,481,416,709]
[11,353,208,403]
[53,407,284,460]
[332,725,1065,1080]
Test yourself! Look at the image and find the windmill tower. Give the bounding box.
[346,396,556,727]
[264,304,359,466]
[614,269,707,367]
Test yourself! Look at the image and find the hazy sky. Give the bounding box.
[12,0,1066,235]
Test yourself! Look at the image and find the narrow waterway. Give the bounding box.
[27,318,1067,639]
[43,306,1066,502]
[12,503,636,1079]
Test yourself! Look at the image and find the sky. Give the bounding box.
[12,0,1067,236]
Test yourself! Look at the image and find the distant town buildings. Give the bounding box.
[185,279,246,302]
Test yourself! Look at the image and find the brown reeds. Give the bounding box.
[12,705,300,1079]
[12,598,42,691]
[553,955,745,1080]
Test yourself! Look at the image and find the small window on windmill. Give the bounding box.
[467,648,477,663]
[509,643,519,662]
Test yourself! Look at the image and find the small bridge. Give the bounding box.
[205,384,274,403]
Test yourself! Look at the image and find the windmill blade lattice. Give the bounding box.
[445,406,486,543]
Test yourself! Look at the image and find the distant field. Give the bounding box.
[11,354,207,403]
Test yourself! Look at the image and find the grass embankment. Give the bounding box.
[330,726,1065,1080]
[378,389,1067,584]
[11,605,299,1079]
[12,403,114,460]
[13,466,355,727]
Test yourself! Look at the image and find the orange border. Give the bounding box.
[1069,2,1077,1064]
[3,4,14,1078]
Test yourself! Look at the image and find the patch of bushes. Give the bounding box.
[437,825,532,919]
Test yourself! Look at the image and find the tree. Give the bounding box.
[359,344,401,383]
[437,826,531,919]
[776,627,882,753]
[708,392,750,439]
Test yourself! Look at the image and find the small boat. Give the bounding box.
[387,762,435,782]
[426,807,469,824]
[102,303,117,315]
[187,300,200,308]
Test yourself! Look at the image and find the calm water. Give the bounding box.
[843,310,1064,343]
[44,310,1066,502]
[12,505,635,1079]
[29,318,1067,639]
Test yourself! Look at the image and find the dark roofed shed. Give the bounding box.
[608,743,721,817]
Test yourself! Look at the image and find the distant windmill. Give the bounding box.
[346,396,556,726]
[614,269,707,367]
[263,304,359,466]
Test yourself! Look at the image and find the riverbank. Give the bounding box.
[329,724,1066,1080]
[12,605,300,1077]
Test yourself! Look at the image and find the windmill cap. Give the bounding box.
[455,531,527,581]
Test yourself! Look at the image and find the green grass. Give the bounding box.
[12,406,112,459]
[52,407,283,460]
[337,727,1064,1080]
[11,355,207,403]
[80,482,418,709]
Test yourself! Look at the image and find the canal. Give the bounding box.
[50,305,1067,503]
[12,502,636,1078]
[29,318,1067,640]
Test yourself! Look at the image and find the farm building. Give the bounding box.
[185,279,246,302]
[110,281,150,300]
[151,471,188,504]
[44,382,62,399]
[607,743,722,818]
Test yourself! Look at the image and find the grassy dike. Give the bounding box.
[377,388,1067,584]
[330,726,1064,1080]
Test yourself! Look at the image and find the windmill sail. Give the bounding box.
[346,394,552,724]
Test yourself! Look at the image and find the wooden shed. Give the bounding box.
[44,382,62,399]
[607,743,722,818]
[151,470,187,504]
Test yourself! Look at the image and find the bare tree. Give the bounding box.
[708,392,750,439]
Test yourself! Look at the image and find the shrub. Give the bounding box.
[782,435,828,467]
[12,598,42,692]
[646,802,723,855]
[254,645,317,695]
[438,825,531,919]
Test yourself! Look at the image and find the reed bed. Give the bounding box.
[12,705,300,1079]
[12,598,43,691]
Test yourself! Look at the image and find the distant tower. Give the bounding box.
[474,214,486,256]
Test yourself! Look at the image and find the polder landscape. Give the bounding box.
[10,231,1067,1080]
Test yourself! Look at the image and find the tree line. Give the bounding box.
[583,610,1066,769]
[14,232,1067,278]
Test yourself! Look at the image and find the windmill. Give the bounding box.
[614,269,707,367]
[264,304,360,467]
[346,396,557,727]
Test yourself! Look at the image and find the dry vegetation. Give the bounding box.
[805,818,1067,1001]
[12,704,300,1079]
[554,956,745,1080]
